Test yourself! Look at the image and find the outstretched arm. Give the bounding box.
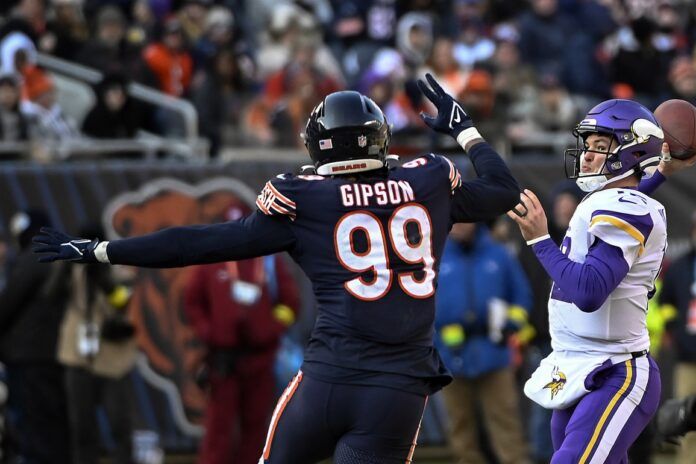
[34,211,296,268]
[417,73,519,223]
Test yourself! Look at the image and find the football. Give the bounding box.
[654,99,696,160]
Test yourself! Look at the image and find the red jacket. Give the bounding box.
[184,255,299,350]
[142,43,193,97]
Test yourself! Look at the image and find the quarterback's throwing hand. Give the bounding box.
[417,73,474,139]
[657,142,696,177]
[506,190,549,243]
[32,227,100,263]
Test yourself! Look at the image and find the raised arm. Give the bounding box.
[416,73,519,223]
[450,142,520,223]
[33,211,296,268]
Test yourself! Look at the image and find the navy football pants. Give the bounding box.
[259,371,428,463]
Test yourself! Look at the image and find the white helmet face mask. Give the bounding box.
[576,149,608,192]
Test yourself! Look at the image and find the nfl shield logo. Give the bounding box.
[358,135,367,147]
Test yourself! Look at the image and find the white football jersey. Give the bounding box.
[549,187,667,354]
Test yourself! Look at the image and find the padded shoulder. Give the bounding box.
[400,153,461,193]
[255,174,301,220]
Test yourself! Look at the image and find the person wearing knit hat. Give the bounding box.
[20,65,79,142]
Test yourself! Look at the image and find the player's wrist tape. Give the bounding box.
[526,234,550,246]
[456,127,483,151]
[94,241,110,263]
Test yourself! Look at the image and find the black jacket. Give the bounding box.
[0,250,69,362]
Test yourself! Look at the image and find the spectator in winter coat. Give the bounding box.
[435,222,532,464]
[142,18,193,97]
[82,73,146,139]
[0,210,71,464]
[184,205,300,464]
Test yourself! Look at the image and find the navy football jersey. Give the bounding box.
[104,142,519,394]
[256,154,462,394]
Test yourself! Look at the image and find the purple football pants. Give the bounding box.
[550,355,660,464]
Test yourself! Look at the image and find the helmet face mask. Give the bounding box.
[303,91,391,176]
[564,129,621,192]
[564,100,664,192]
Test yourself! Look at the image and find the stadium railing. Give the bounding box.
[0,138,209,161]
[35,52,208,160]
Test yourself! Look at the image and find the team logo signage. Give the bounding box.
[103,178,258,436]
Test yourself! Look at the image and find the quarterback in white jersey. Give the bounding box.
[509,99,695,464]
[549,186,666,356]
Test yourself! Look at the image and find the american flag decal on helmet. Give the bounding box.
[319,138,333,150]
[256,181,297,220]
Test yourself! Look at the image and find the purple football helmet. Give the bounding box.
[564,99,664,192]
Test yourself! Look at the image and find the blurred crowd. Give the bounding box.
[2,0,696,157]
[3,1,696,463]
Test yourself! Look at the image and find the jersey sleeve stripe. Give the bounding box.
[589,215,645,255]
[591,209,653,241]
[451,170,462,191]
[443,156,456,182]
[270,202,296,219]
[442,156,462,192]
[267,182,297,208]
[255,197,271,215]
[256,181,297,220]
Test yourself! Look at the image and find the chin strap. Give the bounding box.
[576,169,636,192]
[576,154,661,192]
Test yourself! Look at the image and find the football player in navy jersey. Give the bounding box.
[34,74,520,464]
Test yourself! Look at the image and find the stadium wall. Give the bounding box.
[0,158,693,451]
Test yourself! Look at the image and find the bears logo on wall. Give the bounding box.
[103,178,258,436]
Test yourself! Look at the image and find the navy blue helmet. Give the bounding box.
[303,91,391,176]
